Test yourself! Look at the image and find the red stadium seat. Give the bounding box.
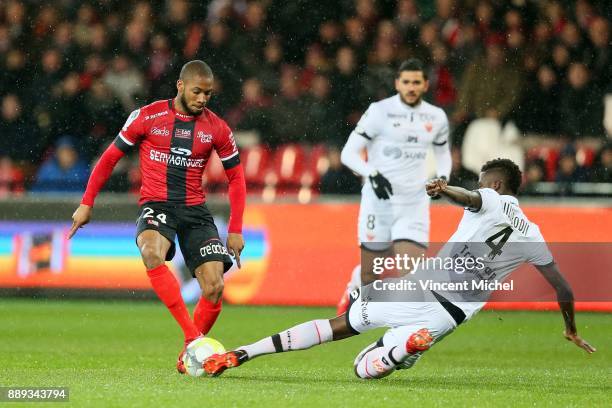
[302,144,329,187]
[576,146,595,167]
[266,144,307,193]
[241,145,270,189]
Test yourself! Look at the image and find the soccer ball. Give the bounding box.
[182,337,225,377]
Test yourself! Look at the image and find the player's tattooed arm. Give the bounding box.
[535,262,596,354]
[425,178,482,210]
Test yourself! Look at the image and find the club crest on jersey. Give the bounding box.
[122,108,140,131]
[170,147,192,156]
[175,128,192,139]
[198,131,212,143]
[425,122,433,132]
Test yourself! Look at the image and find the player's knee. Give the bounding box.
[140,245,165,269]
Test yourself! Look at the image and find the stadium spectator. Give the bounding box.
[267,66,310,146]
[590,142,612,183]
[0,156,24,196]
[83,79,126,159]
[226,78,272,139]
[427,42,457,109]
[50,72,87,139]
[448,147,478,190]
[559,62,604,139]
[0,94,41,163]
[319,147,361,195]
[453,37,523,124]
[330,46,363,129]
[522,159,548,196]
[257,36,283,95]
[515,65,560,135]
[31,136,89,193]
[555,146,589,195]
[103,55,146,113]
[1,49,27,96]
[585,16,612,88]
[305,74,343,145]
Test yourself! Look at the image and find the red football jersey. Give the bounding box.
[114,99,239,205]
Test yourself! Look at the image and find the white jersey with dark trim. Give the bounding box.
[431,188,554,319]
[354,94,449,197]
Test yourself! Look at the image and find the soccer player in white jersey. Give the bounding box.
[203,158,595,378]
[337,58,452,314]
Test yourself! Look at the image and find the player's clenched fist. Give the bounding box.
[69,204,92,239]
[426,177,448,198]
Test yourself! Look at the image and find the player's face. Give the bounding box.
[177,75,214,116]
[395,71,428,107]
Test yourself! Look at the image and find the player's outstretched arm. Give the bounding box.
[535,262,596,354]
[426,178,482,210]
[224,164,246,268]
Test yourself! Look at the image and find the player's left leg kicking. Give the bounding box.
[203,288,456,378]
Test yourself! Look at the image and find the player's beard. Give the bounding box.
[401,92,422,107]
[180,92,204,116]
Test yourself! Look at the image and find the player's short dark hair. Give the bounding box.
[481,158,522,194]
[396,58,427,80]
[179,60,214,81]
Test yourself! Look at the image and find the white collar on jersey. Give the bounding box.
[394,94,424,111]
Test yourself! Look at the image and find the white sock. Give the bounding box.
[346,264,361,292]
[239,319,333,359]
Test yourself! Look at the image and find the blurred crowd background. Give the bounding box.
[0,0,611,199]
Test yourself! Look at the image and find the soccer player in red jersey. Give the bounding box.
[69,60,246,373]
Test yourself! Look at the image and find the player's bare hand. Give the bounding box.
[226,233,244,268]
[426,178,448,197]
[564,330,596,354]
[69,204,92,239]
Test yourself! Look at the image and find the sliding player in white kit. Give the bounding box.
[337,58,451,314]
[203,158,595,378]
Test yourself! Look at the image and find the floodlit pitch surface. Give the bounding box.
[1,300,609,407]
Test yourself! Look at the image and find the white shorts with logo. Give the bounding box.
[358,185,430,248]
[346,287,458,349]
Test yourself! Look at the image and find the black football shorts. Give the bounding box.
[136,201,233,275]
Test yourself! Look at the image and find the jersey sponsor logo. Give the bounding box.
[122,109,140,131]
[200,241,229,257]
[383,146,402,159]
[170,147,192,156]
[175,128,192,139]
[403,151,427,160]
[197,131,212,143]
[144,110,168,120]
[151,127,170,136]
[387,113,407,118]
[149,149,204,168]
[406,135,418,143]
[393,122,400,127]
[424,122,433,132]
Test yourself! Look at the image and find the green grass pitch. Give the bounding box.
[1,299,609,407]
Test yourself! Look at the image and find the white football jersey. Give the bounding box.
[354,94,449,200]
[430,188,554,319]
